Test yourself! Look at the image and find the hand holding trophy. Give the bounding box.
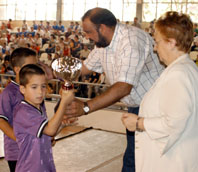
[51,56,81,126]
[51,56,82,90]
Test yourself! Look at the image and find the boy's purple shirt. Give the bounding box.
[0,81,23,160]
[13,101,56,172]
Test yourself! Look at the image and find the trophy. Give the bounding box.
[51,56,82,90]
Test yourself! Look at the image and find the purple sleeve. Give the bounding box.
[14,106,48,138]
[0,90,12,121]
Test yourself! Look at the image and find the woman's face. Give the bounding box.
[154,29,171,65]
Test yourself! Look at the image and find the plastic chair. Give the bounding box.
[40,43,49,52]
[40,52,48,63]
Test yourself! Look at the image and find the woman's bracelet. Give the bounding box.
[136,117,143,132]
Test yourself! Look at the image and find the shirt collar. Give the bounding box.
[106,23,120,52]
[168,53,189,68]
[21,100,43,114]
[11,80,19,86]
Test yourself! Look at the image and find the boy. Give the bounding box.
[0,47,38,172]
[13,64,74,171]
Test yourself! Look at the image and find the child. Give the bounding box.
[0,47,38,172]
[13,64,74,172]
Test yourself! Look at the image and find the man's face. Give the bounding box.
[96,29,109,48]
[82,18,109,48]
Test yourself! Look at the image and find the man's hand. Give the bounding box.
[64,98,86,118]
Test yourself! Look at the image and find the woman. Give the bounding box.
[122,11,198,172]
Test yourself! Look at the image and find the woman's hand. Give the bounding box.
[121,113,138,132]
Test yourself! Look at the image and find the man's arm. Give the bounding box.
[0,119,16,141]
[81,63,93,76]
[65,82,132,117]
[89,82,132,112]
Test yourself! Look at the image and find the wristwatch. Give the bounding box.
[83,102,90,115]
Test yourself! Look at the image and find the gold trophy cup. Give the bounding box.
[51,56,82,90]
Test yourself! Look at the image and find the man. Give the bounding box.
[132,17,141,29]
[79,44,91,60]
[65,8,164,172]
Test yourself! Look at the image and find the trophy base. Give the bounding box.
[62,84,74,90]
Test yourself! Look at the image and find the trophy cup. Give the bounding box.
[51,56,82,90]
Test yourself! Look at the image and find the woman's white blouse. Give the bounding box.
[136,54,198,172]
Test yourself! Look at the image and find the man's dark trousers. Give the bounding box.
[122,107,139,172]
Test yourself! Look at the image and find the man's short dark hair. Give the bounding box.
[82,8,117,27]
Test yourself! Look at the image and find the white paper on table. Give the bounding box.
[0,130,4,158]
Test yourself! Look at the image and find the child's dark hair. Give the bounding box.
[19,64,45,86]
[10,47,37,68]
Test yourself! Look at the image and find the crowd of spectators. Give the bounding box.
[126,18,198,66]
[2,18,197,97]
[0,19,107,98]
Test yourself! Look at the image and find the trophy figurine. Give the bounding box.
[51,56,82,90]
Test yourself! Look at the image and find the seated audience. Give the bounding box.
[79,44,90,60]
[32,21,38,30]
[63,43,71,57]
[132,17,141,29]
[57,21,65,32]
[7,19,12,30]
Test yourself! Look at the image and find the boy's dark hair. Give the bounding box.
[19,64,45,86]
[10,47,37,68]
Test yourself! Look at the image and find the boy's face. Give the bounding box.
[20,74,47,109]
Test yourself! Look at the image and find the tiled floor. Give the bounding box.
[54,129,126,172]
[0,129,126,172]
[0,101,127,172]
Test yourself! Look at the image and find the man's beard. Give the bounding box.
[95,31,110,48]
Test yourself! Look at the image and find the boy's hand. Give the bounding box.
[51,137,56,147]
[62,117,78,125]
[61,90,74,105]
